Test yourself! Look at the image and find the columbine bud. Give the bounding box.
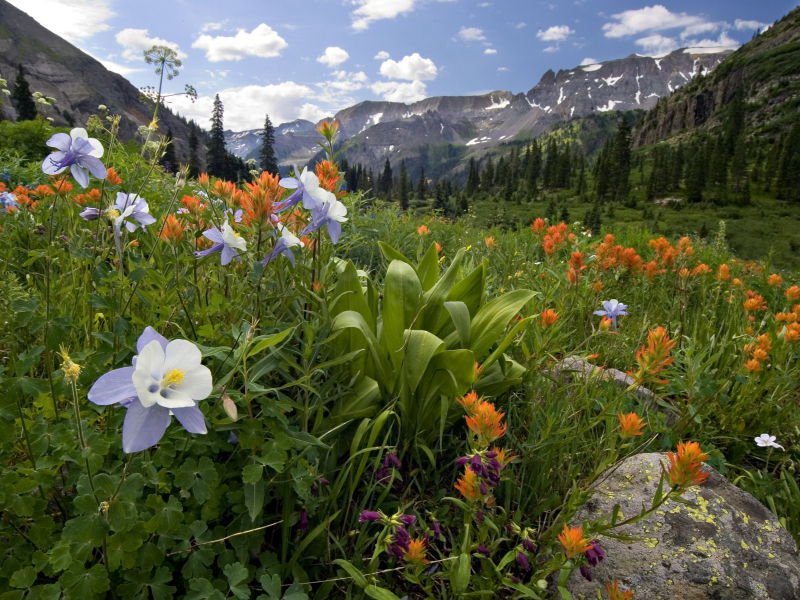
[222,393,238,421]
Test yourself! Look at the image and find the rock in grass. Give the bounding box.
[568,453,800,600]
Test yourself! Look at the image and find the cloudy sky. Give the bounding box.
[10,0,790,131]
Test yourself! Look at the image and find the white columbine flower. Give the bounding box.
[754,434,784,450]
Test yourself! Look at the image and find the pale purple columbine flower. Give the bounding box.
[260,225,303,267]
[108,193,156,256]
[195,219,247,265]
[300,198,348,244]
[755,434,785,450]
[0,191,18,209]
[227,207,243,223]
[275,166,336,212]
[593,299,628,330]
[87,327,212,453]
[41,127,107,188]
[79,207,101,221]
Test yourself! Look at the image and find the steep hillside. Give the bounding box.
[226,49,732,178]
[634,8,797,146]
[0,0,198,161]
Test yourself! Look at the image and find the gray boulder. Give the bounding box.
[568,453,800,599]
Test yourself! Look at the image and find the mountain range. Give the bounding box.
[225,47,733,177]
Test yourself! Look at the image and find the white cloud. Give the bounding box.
[458,27,486,41]
[734,19,768,31]
[6,0,113,43]
[537,25,574,41]
[580,57,598,65]
[350,0,457,30]
[543,45,560,53]
[371,80,427,102]
[603,5,705,38]
[498,67,509,71]
[374,51,391,60]
[379,53,438,81]
[515,22,526,29]
[201,22,224,32]
[477,2,491,6]
[168,82,327,131]
[192,24,288,62]
[317,47,350,67]
[484,48,497,54]
[116,29,186,62]
[635,34,680,56]
[315,71,369,104]
[85,52,143,77]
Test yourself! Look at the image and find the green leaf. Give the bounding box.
[403,330,445,394]
[558,586,574,600]
[417,242,440,291]
[62,514,109,546]
[186,578,225,600]
[443,301,471,348]
[452,553,471,593]
[364,585,401,600]
[242,464,264,484]
[224,562,251,600]
[144,495,183,534]
[49,542,73,572]
[10,567,37,589]
[382,260,422,370]
[244,478,265,521]
[469,290,537,361]
[247,328,295,359]
[259,574,281,599]
[420,248,465,331]
[333,559,368,589]
[282,580,309,600]
[59,563,110,599]
[378,242,413,267]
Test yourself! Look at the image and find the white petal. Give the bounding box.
[178,365,213,400]
[154,388,196,409]
[163,339,202,374]
[87,138,104,158]
[330,200,348,222]
[70,127,89,142]
[136,340,166,380]
[309,187,335,205]
[131,370,160,408]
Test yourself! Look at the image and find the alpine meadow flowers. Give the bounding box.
[41,127,107,188]
[87,327,212,452]
[195,219,247,265]
[594,299,628,330]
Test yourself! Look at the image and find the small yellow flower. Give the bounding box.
[58,346,81,383]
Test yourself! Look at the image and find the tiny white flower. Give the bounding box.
[754,434,784,450]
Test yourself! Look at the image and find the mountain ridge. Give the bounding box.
[225,48,733,177]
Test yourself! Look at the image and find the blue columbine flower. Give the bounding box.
[0,191,18,210]
[195,219,247,265]
[593,299,628,330]
[260,225,303,267]
[109,193,156,256]
[87,327,212,453]
[274,165,336,213]
[300,198,348,244]
[41,127,107,188]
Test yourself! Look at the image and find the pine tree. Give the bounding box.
[465,158,480,196]
[459,192,469,214]
[576,155,586,197]
[207,94,227,177]
[560,204,570,223]
[259,113,278,175]
[481,157,495,193]
[11,65,36,121]
[188,122,202,178]
[545,197,557,222]
[380,159,393,198]
[416,167,427,202]
[398,160,410,211]
[433,180,448,213]
[612,114,632,200]
[685,142,705,203]
[160,127,177,173]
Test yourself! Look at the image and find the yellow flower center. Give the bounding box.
[232,230,241,238]
[162,368,185,387]
[107,208,120,220]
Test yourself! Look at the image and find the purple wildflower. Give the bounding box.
[319,477,329,486]
[41,128,107,188]
[79,207,102,221]
[194,219,247,265]
[275,166,336,212]
[398,514,416,527]
[260,225,303,267]
[522,539,536,553]
[300,198,348,244]
[0,191,18,209]
[432,520,441,538]
[580,566,593,581]
[384,453,402,469]
[517,552,529,571]
[310,484,318,497]
[455,456,470,467]
[359,510,382,523]
[298,510,309,530]
[476,546,490,557]
[86,327,211,453]
[470,454,488,477]
[394,526,411,550]
[109,193,156,256]
[485,451,497,458]
[593,299,628,330]
[586,540,606,567]
[376,467,390,484]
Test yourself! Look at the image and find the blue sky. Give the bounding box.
[11,0,792,131]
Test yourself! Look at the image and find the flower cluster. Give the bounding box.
[630,326,676,385]
[617,412,646,438]
[666,441,709,488]
[743,333,772,373]
[594,234,642,273]
[359,510,428,565]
